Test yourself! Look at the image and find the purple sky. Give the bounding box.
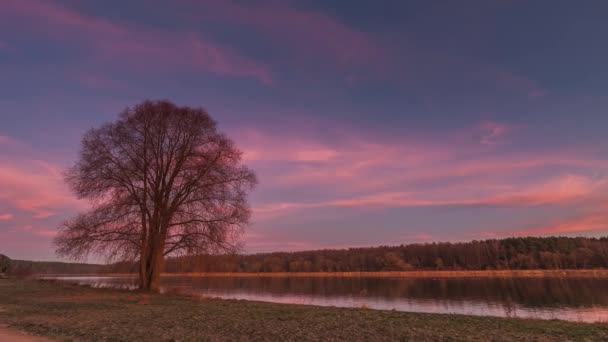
[1,0,608,261]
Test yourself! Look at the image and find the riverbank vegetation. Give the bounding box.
[1,279,608,341]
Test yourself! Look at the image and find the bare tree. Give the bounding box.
[55,100,256,291]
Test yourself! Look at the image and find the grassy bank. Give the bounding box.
[1,279,608,341]
[154,269,608,278]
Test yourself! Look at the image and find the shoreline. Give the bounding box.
[2,279,608,341]
[102,269,608,278]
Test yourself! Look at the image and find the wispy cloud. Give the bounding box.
[0,135,21,147]
[0,135,84,219]
[254,174,606,218]
[183,0,386,68]
[241,120,608,223]
[513,213,608,236]
[477,121,512,146]
[0,213,14,221]
[1,0,273,84]
[0,160,82,217]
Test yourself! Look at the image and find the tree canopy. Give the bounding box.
[55,100,256,290]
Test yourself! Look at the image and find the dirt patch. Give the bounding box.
[136,294,151,305]
[0,327,54,342]
[45,292,117,302]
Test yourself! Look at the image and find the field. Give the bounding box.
[1,279,608,341]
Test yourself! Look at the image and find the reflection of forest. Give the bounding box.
[162,276,608,308]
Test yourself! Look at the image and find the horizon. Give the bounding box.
[2,0,608,261]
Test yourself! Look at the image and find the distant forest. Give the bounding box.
[8,236,608,275]
[9,259,104,275]
[122,236,608,273]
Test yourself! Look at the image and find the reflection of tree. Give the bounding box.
[503,297,516,318]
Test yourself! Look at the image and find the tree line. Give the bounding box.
[105,236,608,273]
[7,259,104,275]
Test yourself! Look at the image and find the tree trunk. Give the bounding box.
[139,237,165,292]
[148,242,165,292]
[138,244,149,290]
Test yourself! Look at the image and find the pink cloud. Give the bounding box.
[0,135,22,147]
[0,213,14,221]
[0,158,84,218]
[1,0,273,84]
[32,211,58,219]
[514,213,608,236]
[8,225,58,238]
[242,230,373,253]
[241,120,608,223]
[477,121,512,146]
[413,233,433,241]
[255,174,605,216]
[471,205,608,239]
[238,127,450,188]
[0,228,57,260]
[488,175,601,205]
[0,136,84,259]
[239,123,608,198]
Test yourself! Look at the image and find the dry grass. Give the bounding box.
[2,279,608,341]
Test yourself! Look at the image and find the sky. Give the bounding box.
[1,0,608,261]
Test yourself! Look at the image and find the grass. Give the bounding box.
[1,278,608,341]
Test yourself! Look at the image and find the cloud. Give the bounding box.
[0,213,14,221]
[255,174,604,217]
[0,135,21,147]
[184,0,386,69]
[472,205,608,239]
[0,157,83,218]
[1,0,273,84]
[0,135,85,260]
[513,213,608,236]
[0,136,85,219]
[240,121,606,188]
[477,121,512,146]
[242,120,608,222]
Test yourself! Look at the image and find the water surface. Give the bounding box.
[44,275,608,323]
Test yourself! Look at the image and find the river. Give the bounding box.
[42,275,608,323]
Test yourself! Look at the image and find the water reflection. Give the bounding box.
[43,275,608,323]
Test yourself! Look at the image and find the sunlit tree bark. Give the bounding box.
[55,100,256,291]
